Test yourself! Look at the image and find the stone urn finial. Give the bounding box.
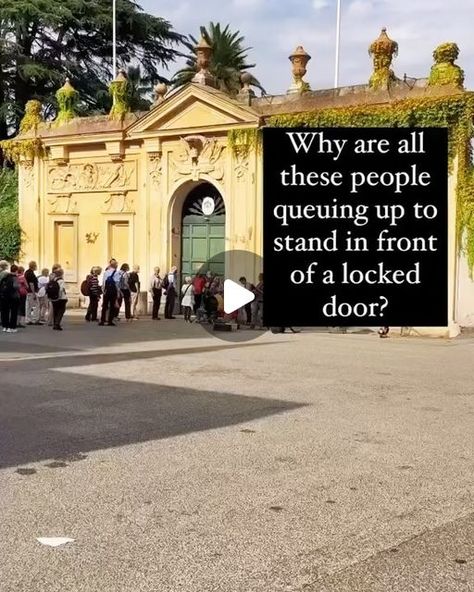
[153,82,168,105]
[368,28,398,90]
[428,42,464,88]
[109,69,131,121]
[192,36,216,88]
[55,78,79,126]
[19,100,43,134]
[288,46,311,94]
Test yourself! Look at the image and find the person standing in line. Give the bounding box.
[0,261,10,329]
[117,263,132,321]
[239,276,253,325]
[129,265,141,320]
[85,266,102,322]
[99,259,121,326]
[25,261,41,325]
[181,276,194,322]
[0,264,20,333]
[192,273,206,314]
[250,273,264,329]
[16,266,28,328]
[150,267,163,320]
[49,268,68,331]
[47,264,62,326]
[37,268,50,323]
[163,266,178,319]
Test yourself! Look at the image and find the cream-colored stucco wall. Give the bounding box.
[16,85,474,334]
[18,85,263,302]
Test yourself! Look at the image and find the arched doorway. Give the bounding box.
[181,182,226,283]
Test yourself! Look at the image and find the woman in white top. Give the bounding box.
[181,276,194,322]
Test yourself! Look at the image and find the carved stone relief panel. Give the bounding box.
[148,153,162,188]
[48,161,137,193]
[47,193,78,214]
[233,150,249,182]
[20,160,34,190]
[170,136,225,183]
[103,191,135,214]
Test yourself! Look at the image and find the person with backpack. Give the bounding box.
[99,259,121,326]
[0,264,20,333]
[47,267,67,330]
[83,266,102,322]
[117,263,132,321]
[47,264,62,326]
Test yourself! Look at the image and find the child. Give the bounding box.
[181,276,194,322]
[37,268,49,323]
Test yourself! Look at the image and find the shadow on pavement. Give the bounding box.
[0,344,304,468]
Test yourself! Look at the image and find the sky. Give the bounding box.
[140,0,473,94]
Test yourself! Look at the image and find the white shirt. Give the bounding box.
[38,276,49,297]
[181,283,194,307]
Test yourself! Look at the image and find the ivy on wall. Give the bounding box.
[227,128,261,157]
[265,93,474,276]
[0,169,22,262]
[0,99,44,164]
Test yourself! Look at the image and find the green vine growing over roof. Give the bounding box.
[0,100,44,163]
[266,93,474,276]
[227,128,261,157]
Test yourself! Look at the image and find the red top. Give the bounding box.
[17,274,28,297]
[193,276,206,295]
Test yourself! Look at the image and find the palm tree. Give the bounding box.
[172,23,265,96]
[126,66,154,112]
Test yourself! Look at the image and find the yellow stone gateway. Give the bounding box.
[8,30,474,337]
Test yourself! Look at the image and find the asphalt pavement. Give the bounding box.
[0,316,472,591]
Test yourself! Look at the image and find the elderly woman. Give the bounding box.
[85,266,102,322]
[181,276,194,322]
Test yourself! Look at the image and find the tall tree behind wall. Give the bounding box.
[0,0,185,140]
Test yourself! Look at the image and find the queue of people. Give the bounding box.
[0,260,68,332]
[0,257,265,332]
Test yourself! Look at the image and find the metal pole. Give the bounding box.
[334,0,341,88]
[112,0,117,79]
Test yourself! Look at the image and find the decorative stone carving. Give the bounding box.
[192,37,216,88]
[149,153,162,188]
[428,43,464,88]
[172,136,224,182]
[288,46,311,94]
[48,161,136,193]
[21,160,34,189]
[234,150,249,181]
[103,191,134,213]
[48,193,78,214]
[85,232,99,244]
[153,83,168,106]
[368,28,398,90]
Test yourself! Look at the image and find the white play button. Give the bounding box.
[223,279,255,314]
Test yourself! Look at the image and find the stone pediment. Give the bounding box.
[126,84,260,138]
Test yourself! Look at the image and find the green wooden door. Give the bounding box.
[181,183,225,282]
